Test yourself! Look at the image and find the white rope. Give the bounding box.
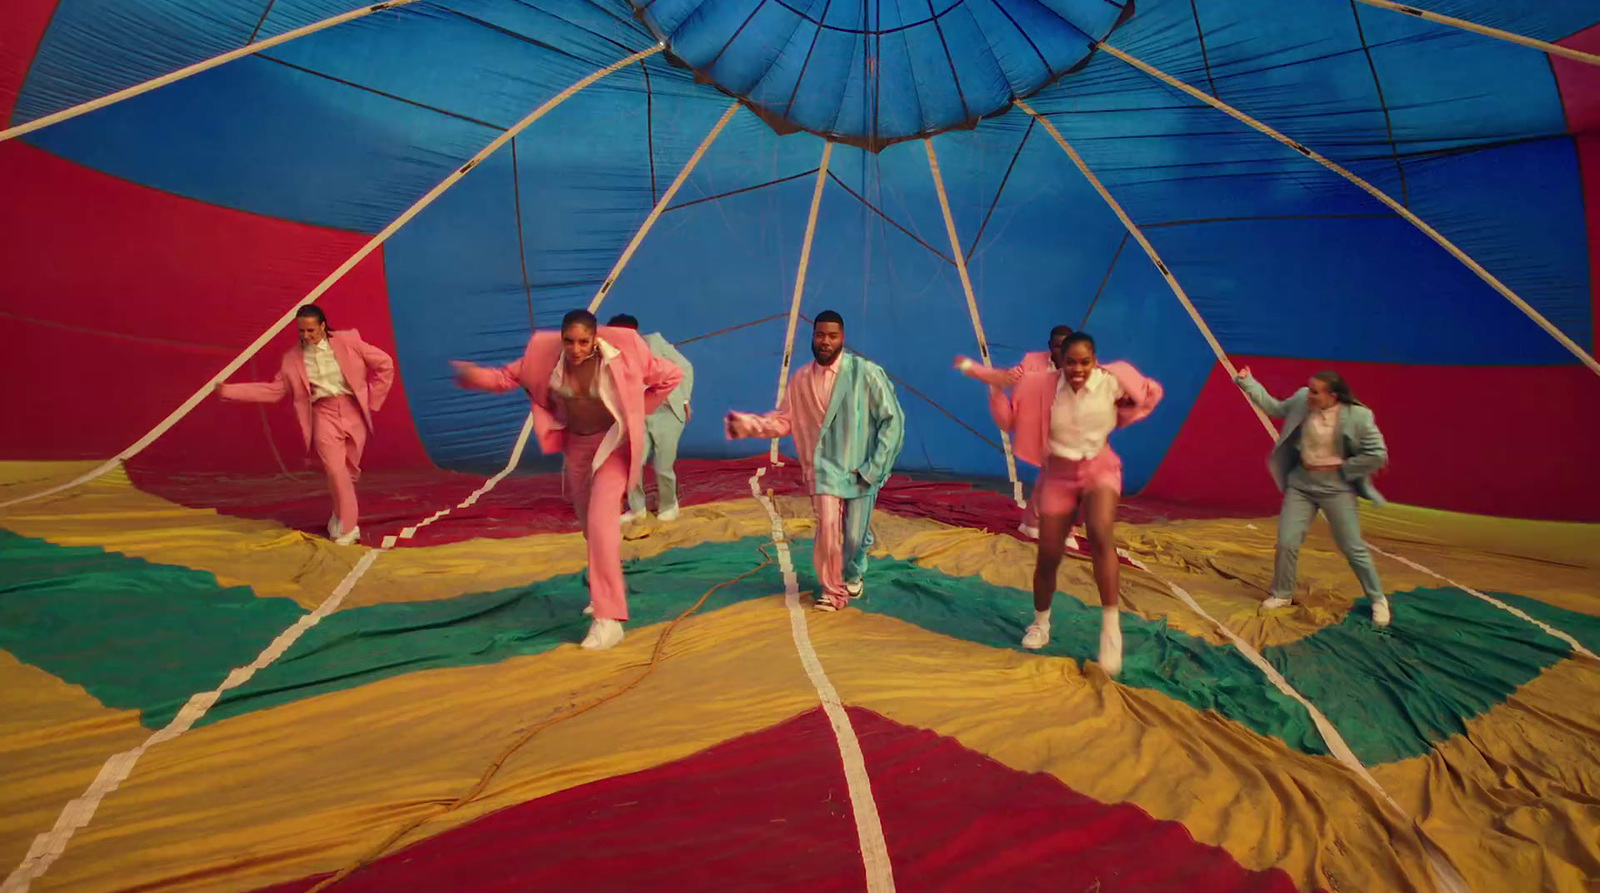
[587,100,742,315]
[0,45,664,513]
[922,138,1025,505]
[747,467,896,892]
[1098,42,1600,379]
[1348,0,1600,67]
[1015,100,1276,440]
[770,141,834,463]
[0,0,426,144]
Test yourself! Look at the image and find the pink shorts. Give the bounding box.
[1034,448,1122,516]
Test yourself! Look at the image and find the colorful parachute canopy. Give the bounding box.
[1,0,1597,523]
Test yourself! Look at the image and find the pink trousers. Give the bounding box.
[565,431,632,622]
[313,395,366,533]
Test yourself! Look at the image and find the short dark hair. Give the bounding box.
[1063,331,1096,354]
[562,309,598,331]
[814,310,844,328]
[606,314,638,329]
[1048,325,1073,342]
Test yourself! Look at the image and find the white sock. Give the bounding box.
[1102,607,1121,641]
[1034,609,1051,627]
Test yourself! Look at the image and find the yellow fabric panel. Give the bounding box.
[0,464,357,610]
[804,609,1443,893]
[350,499,811,608]
[28,599,821,893]
[0,651,149,874]
[1371,659,1600,893]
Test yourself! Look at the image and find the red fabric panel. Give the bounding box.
[1552,24,1600,355]
[0,143,430,472]
[1553,24,1600,133]
[128,457,1227,548]
[253,707,1307,893]
[1141,358,1600,522]
[0,0,55,122]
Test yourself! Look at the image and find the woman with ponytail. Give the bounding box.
[1235,367,1392,626]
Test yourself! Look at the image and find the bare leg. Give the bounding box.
[1081,487,1123,676]
[1033,506,1077,612]
[1081,487,1120,608]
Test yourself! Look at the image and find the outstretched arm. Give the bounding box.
[953,355,1021,388]
[641,354,683,416]
[1234,368,1292,419]
[452,359,526,394]
[217,370,290,404]
[726,388,793,440]
[357,339,396,411]
[856,368,905,487]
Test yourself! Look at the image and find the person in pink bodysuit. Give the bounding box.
[216,304,395,546]
[956,331,1162,677]
[451,309,682,651]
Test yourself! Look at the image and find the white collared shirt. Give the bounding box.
[1299,403,1343,466]
[549,336,626,472]
[303,338,352,400]
[1049,367,1122,461]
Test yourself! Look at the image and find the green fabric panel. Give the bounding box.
[205,538,785,725]
[1485,591,1600,655]
[847,554,1331,757]
[1263,589,1589,764]
[0,528,304,729]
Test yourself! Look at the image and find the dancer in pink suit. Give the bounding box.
[1008,325,1074,540]
[956,332,1162,676]
[451,309,682,651]
[217,305,395,546]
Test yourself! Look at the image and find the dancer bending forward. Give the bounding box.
[726,311,905,611]
[1235,367,1391,626]
[217,304,394,546]
[452,309,681,651]
[957,332,1162,676]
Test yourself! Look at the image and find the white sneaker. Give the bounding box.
[334,526,361,546]
[1021,622,1050,650]
[581,618,625,650]
[657,506,680,522]
[1372,599,1391,627]
[327,514,342,540]
[845,580,864,599]
[1017,523,1039,540]
[620,510,644,525]
[1261,596,1293,610]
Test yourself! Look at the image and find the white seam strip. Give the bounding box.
[1116,547,1473,893]
[748,466,895,892]
[2,415,539,892]
[1367,543,1596,661]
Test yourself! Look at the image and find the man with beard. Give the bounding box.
[725,310,905,611]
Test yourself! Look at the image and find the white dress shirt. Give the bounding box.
[1049,367,1123,461]
[303,338,352,401]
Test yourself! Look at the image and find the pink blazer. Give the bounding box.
[1015,350,1054,375]
[219,329,395,451]
[963,360,1163,467]
[453,327,682,492]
